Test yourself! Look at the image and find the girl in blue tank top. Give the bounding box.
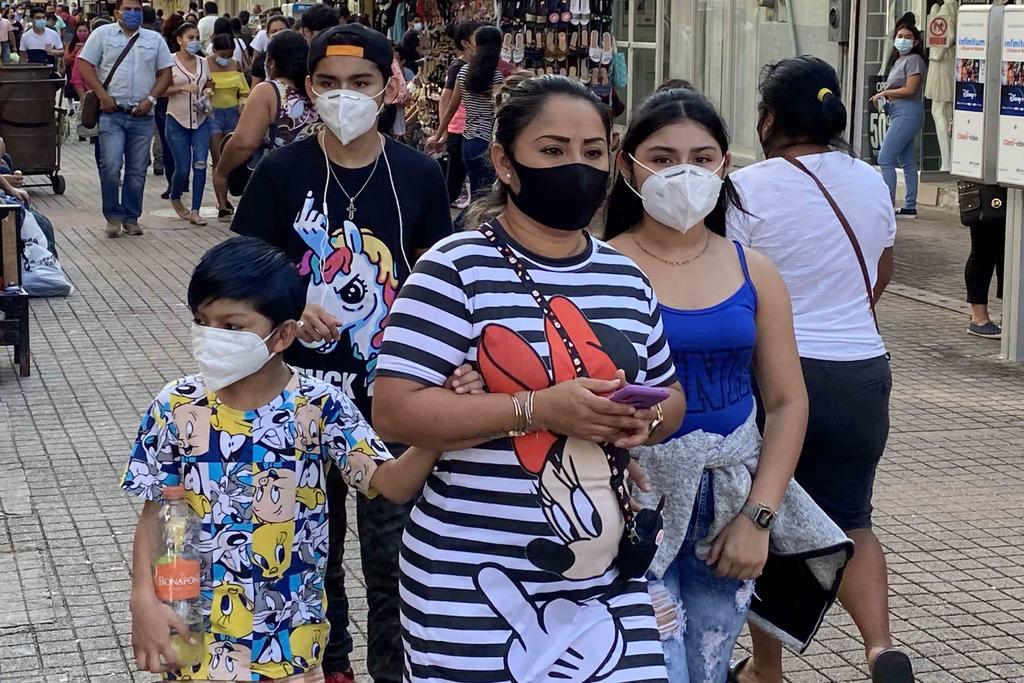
[606,88,850,683]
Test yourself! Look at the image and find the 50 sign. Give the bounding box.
[868,75,891,164]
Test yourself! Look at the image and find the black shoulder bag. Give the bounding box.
[478,222,664,579]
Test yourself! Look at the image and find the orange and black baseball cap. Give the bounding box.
[308,23,394,73]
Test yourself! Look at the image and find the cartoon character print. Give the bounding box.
[478,296,634,581]
[254,582,296,634]
[252,521,294,579]
[210,462,253,525]
[173,404,212,457]
[185,639,251,681]
[294,191,398,375]
[294,400,324,455]
[210,582,254,640]
[476,297,637,680]
[252,468,297,524]
[252,636,295,679]
[252,408,294,454]
[199,526,250,578]
[296,460,326,512]
[477,564,626,683]
[290,621,330,670]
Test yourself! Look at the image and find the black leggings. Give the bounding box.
[965,221,1005,305]
[445,133,466,204]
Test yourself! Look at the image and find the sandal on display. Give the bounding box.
[513,31,526,64]
[568,64,578,79]
[589,29,602,64]
[501,32,513,62]
[556,31,568,59]
[545,30,557,62]
[601,31,614,65]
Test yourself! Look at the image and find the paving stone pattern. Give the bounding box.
[1,140,1022,682]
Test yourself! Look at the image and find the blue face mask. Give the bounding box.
[33,17,46,28]
[215,55,231,67]
[120,7,142,29]
[186,40,201,54]
[894,37,913,54]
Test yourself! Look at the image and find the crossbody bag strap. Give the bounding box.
[782,155,880,333]
[101,32,141,91]
[477,222,638,536]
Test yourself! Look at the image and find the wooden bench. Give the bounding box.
[0,201,30,377]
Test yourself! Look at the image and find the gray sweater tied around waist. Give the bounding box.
[631,410,854,653]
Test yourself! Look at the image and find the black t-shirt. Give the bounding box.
[231,135,453,419]
[250,51,266,80]
[444,58,465,90]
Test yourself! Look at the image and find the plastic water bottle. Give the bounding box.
[153,484,204,668]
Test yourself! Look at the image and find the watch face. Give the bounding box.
[755,508,775,529]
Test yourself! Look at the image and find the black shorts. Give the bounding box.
[795,355,892,531]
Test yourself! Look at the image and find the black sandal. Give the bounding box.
[871,649,914,683]
[727,656,750,683]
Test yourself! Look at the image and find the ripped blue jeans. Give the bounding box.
[648,471,755,683]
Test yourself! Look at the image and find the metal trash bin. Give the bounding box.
[0,64,67,194]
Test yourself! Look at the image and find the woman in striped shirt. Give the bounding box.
[374,76,686,682]
[428,25,505,201]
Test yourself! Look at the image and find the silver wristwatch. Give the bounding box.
[741,501,778,531]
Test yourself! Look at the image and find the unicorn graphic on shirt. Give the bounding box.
[294,191,398,376]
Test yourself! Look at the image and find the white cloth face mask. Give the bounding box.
[312,86,387,145]
[627,155,726,234]
[191,324,286,392]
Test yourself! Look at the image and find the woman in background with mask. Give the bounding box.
[372,75,686,682]
[207,32,249,178]
[728,56,910,683]
[605,87,850,683]
[165,21,211,225]
[871,13,927,219]
[213,29,318,220]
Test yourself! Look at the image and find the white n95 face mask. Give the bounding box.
[313,86,387,146]
[192,324,279,392]
[628,155,726,234]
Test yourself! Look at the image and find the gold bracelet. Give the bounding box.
[524,390,537,432]
[507,393,528,437]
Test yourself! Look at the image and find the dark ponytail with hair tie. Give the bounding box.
[758,56,849,152]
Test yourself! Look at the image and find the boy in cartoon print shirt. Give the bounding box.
[120,238,476,681]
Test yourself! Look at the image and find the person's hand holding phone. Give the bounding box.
[533,375,649,444]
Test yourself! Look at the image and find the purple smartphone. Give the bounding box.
[607,384,671,409]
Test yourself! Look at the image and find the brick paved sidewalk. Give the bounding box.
[1,139,1023,682]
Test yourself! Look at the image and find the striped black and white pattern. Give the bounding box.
[457,65,503,142]
[378,226,674,682]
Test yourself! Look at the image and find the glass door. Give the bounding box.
[614,0,670,118]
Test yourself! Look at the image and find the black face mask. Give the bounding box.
[509,158,610,231]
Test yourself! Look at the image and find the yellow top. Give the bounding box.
[210,70,250,109]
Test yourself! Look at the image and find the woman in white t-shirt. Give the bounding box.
[726,57,912,683]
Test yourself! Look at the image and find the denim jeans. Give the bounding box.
[97,111,154,224]
[324,455,413,681]
[1,42,10,64]
[648,471,755,683]
[878,98,925,211]
[462,135,494,200]
[210,106,241,135]
[166,117,211,211]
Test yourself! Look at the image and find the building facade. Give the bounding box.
[614,0,948,170]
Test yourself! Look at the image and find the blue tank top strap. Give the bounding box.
[733,240,753,287]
